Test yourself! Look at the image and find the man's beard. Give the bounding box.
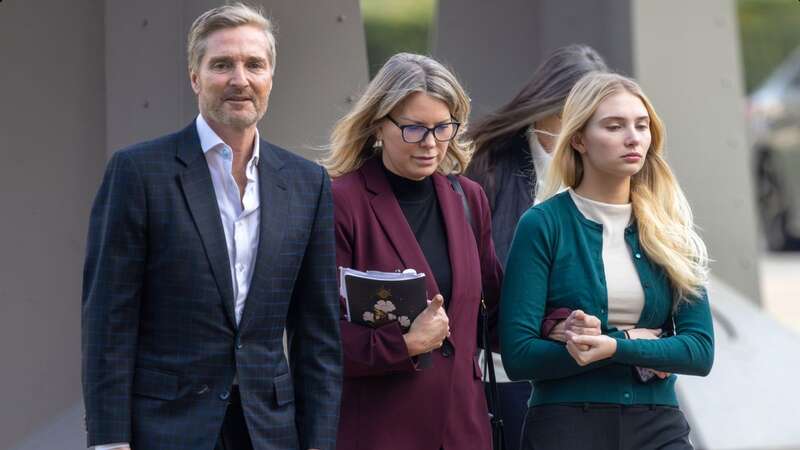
[203,95,266,130]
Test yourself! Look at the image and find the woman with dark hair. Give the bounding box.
[466,44,608,264]
[465,44,608,450]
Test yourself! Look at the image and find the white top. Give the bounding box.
[527,132,553,205]
[568,189,644,330]
[94,116,262,450]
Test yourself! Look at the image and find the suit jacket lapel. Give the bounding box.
[176,123,237,329]
[362,158,440,296]
[239,140,288,332]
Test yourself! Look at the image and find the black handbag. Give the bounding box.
[448,175,506,450]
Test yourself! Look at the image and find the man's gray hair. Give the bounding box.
[187,2,277,74]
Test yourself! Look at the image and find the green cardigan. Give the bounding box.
[499,191,714,407]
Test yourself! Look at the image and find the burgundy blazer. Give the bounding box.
[332,158,503,450]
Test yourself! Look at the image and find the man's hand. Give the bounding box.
[565,332,617,366]
[403,295,449,357]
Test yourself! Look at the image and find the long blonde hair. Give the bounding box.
[323,53,472,178]
[541,73,709,305]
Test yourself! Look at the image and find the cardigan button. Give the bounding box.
[634,253,642,259]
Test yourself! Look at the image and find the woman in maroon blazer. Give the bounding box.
[323,53,503,450]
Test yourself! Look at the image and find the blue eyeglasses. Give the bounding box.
[386,116,461,144]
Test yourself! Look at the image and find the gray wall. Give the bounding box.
[0,1,106,449]
[435,0,761,301]
[434,0,633,118]
[1,1,368,448]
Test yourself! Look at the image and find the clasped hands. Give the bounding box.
[548,310,669,378]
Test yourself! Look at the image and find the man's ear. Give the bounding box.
[571,133,586,154]
[190,70,200,95]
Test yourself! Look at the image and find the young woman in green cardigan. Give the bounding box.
[499,72,714,450]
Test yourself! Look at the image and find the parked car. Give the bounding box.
[748,47,800,251]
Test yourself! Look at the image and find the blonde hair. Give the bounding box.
[542,73,708,305]
[187,3,277,75]
[323,53,472,177]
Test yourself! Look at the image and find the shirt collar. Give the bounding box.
[195,114,260,165]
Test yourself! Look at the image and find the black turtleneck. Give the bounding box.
[383,164,453,307]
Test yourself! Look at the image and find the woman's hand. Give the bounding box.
[565,331,617,366]
[547,320,569,343]
[625,328,671,378]
[403,295,449,357]
[548,310,601,352]
[626,328,661,340]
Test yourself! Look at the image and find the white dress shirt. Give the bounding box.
[95,115,261,450]
[197,113,261,327]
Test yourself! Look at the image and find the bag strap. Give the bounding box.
[448,174,478,237]
[447,175,503,432]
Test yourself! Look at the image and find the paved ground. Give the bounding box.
[760,251,800,334]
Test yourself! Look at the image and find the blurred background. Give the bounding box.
[0,0,799,449]
[738,0,800,339]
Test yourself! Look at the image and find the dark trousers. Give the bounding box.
[215,386,254,450]
[486,381,532,450]
[520,404,692,450]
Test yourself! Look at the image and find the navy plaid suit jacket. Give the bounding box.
[81,123,342,450]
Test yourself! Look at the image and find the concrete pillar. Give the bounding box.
[0,2,106,449]
[433,0,633,117]
[631,0,761,301]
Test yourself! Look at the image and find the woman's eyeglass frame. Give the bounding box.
[386,116,461,144]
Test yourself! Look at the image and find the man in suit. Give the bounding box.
[81,4,341,450]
